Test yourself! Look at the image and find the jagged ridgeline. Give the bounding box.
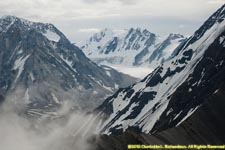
[79,28,186,68]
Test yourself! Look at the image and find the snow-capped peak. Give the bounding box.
[1,15,34,26]
[79,27,186,77]
[0,15,65,42]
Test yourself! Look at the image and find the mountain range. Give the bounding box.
[0,3,224,150]
[79,28,186,73]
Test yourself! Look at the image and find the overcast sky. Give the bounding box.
[0,0,224,42]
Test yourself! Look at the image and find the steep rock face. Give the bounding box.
[96,4,225,136]
[0,16,137,117]
[79,28,186,68]
[95,83,225,150]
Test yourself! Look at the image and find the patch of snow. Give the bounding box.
[105,70,111,77]
[109,65,153,78]
[188,88,192,92]
[29,72,35,82]
[140,100,170,133]
[114,84,119,89]
[112,92,132,113]
[219,36,224,44]
[93,91,98,95]
[213,89,219,94]
[24,88,30,104]
[173,111,182,120]
[60,55,77,73]
[166,108,173,116]
[13,55,30,83]
[176,106,200,126]
[162,37,183,58]
[43,30,60,42]
[102,84,113,92]
[89,75,113,92]
[51,93,60,104]
[17,49,23,54]
[192,82,197,87]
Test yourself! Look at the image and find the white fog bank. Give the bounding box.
[110,65,154,78]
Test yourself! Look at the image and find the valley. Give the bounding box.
[0,2,224,150]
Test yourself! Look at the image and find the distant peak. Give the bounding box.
[135,27,142,32]
[90,28,127,42]
[1,15,17,19]
[167,33,185,40]
[0,15,67,43]
[1,15,18,23]
[127,27,157,38]
[1,15,28,22]
[0,15,54,28]
[130,27,151,33]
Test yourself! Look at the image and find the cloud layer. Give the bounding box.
[0,0,224,41]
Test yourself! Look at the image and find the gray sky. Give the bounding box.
[0,0,224,42]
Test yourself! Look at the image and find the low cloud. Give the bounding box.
[0,111,99,150]
[0,88,101,150]
[78,28,101,33]
[207,0,225,4]
[178,24,191,29]
[81,0,137,5]
[118,0,137,5]
[0,0,224,44]
[82,0,107,4]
